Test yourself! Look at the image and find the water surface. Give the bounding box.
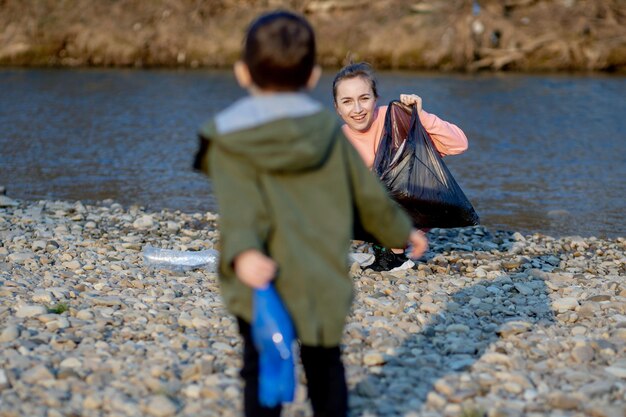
[1,69,624,238]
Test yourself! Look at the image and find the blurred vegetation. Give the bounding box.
[47,302,69,314]
[0,0,625,72]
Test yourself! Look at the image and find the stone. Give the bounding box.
[363,351,385,366]
[16,304,48,318]
[0,325,20,342]
[426,391,447,408]
[133,215,154,229]
[481,352,512,366]
[548,393,581,410]
[446,324,470,333]
[604,366,626,379]
[0,199,624,416]
[587,294,611,302]
[59,357,82,369]
[0,369,9,390]
[433,379,455,397]
[356,379,379,398]
[571,345,594,363]
[553,297,579,313]
[145,395,177,417]
[514,283,533,295]
[76,310,94,320]
[0,196,18,207]
[496,321,532,337]
[419,302,439,313]
[579,380,615,397]
[7,251,35,264]
[32,289,53,303]
[21,365,55,384]
[62,260,81,270]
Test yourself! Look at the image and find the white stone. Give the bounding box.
[481,352,512,366]
[76,310,94,320]
[62,260,81,270]
[145,395,177,417]
[0,325,20,342]
[553,297,579,313]
[60,357,82,369]
[31,240,47,251]
[21,365,55,384]
[16,304,48,318]
[46,317,70,331]
[32,289,53,303]
[0,369,9,389]
[419,302,439,313]
[183,384,201,399]
[133,215,154,229]
[191,316,212,329]
[363,351,385,366]
[605,366,626,379]
[496,321,532,337]
[7,251,35,264]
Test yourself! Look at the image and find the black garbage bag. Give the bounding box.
[373,100,479,229]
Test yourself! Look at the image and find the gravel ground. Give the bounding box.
[0,197,624,417]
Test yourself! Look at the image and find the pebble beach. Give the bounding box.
[0,196,625,417]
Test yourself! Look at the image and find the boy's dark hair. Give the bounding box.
[243,10,316,91]
[332,62,379,103]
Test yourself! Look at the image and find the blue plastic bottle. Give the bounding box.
[252,284,296,407]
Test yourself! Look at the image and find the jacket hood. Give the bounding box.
[200,94,339,172]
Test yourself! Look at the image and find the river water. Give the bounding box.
[1,69,624,238]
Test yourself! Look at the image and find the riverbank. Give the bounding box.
[1,0,625,72]
[1,196,625,416]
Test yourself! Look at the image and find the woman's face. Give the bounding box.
[334,76,377,133]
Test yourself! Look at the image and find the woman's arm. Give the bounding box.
[400,94,468,156]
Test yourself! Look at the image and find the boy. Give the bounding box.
[193,10,427,417]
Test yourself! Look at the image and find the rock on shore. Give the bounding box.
[0,198,625,417]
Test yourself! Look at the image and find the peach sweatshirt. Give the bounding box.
[342,105,468,169]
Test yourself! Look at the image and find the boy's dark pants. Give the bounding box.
[237,318,348,417]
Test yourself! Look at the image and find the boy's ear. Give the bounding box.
[306,65,322,91]
[234,61,252,88]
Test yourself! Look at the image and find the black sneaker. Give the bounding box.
[370,246,407,271]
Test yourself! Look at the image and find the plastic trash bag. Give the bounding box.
[252,284,296,407]
[373,101,479,229]
[348,252,375,267]
[142,245,219,272]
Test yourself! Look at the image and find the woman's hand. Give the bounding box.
[400,94,423,113]
[406,229,428,260]
[234,249,277,289]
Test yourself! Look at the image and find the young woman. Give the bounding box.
[333,62,468,169]
[333,62,468,269]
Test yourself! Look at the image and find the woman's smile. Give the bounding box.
[334,76,377,133]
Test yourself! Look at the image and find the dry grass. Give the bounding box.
[0,0,624,71]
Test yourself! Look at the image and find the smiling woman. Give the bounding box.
[332,62,468,169]
[332,62,471,268]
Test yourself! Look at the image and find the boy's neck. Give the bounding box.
[248,85,303,96]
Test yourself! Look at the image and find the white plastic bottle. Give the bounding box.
[142,245,219,272]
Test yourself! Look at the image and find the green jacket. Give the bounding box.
[195,93,412,346]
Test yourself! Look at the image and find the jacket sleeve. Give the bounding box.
[208,143,271,275]
[419,109,468,156]
[341,133,413,248]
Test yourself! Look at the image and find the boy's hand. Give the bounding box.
[400,94,423,113]
[234,249,277,289]
[406,229,428,260]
